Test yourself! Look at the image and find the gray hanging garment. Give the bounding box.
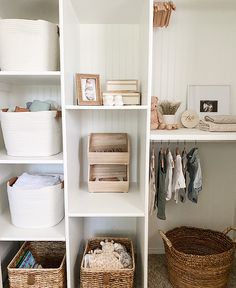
[187,147,203,203]
[156,148,167,220]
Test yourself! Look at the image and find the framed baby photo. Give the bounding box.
[187,85,231,118]
[76,74,101,106]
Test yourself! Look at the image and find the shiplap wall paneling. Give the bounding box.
[152,5,236,118]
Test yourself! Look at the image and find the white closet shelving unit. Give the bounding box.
[1,0,235,288]
[0,0,64,287]
[61,0,152,287]
[0,0,152,287]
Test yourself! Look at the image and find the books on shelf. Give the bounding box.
[106,80,138,92]
[104,80,140,105]
[15,250,43,269]
[16,250,36,268]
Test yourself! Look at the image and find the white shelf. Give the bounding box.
[0,211,65,241]
[0,71,61,85]
[68,183,145,217]
[0,150,63,164]
[150,128,236,142]
[66,105,148,110]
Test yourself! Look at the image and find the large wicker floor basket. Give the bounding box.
[8,241,66,288]
[160,226,236,288]
[80,237,135,288]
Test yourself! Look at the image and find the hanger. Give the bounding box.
[165,2,172,27]
[153,1,176,28]
[176,140,180,155]
[183,140,187,153]
[151,144,155,169]
[166,140,170,154]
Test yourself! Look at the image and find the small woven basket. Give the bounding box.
[8,241,66,288]
[80,237,135,288]
[160,226,236,288]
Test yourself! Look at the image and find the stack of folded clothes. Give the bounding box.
[199,115,236,132]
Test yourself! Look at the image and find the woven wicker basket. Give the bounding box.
[8,241,66,288]
[80,237,135,288]
[160,226,236,288]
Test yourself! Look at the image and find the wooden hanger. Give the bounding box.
[176,141,180,155]
[153,1,176,28]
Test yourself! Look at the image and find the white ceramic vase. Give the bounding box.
[163,114,176,125]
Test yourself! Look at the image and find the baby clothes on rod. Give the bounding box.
[187,148,203,203]
[172,153,186,204]
[149,147,157,215]
[165,150,174,201]
[156,148,167,220]
[179,148,187,203]
[151,142,203,220]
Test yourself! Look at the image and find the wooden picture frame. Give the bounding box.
[76,74,101,105]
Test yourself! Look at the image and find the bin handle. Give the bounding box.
[223,227,236,243]
[159,230,172,248]
[27,273,35,285]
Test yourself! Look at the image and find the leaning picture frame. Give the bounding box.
[187,85,231,117]
[76,74,101,106]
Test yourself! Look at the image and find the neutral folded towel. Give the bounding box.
[199,120,236,132]
[204,115,236,124]
[13,173,63,190]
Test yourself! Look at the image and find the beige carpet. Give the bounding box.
[148,254,236,288]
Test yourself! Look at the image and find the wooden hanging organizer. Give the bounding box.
[88,133,130,193]
[153,1,176,28]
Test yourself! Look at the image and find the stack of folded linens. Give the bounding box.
[199,115,236,132]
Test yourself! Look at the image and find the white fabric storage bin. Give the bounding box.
[0,19,59,71]
[7,178,64,228]
[0,111,62,157]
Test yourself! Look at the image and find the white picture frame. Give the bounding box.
[187,85,231,118]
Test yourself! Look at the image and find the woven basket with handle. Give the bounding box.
[80,237,135,288]
[160,226,236,288]
[8,241,66,288]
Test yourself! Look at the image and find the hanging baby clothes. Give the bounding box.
[172,153,186,203]
[187,147,202,203]
[165,150,174,201]
[156,148,167,220]
[149,147,157,215]
[179,148,187,203]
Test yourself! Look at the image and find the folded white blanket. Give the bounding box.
[13,173,63,190]
[204,115,236,124]
[199,120,236,132]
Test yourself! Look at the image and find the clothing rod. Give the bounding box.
[150,140,235,143]
[150,140,198,143]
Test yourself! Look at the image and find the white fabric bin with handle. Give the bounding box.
[0,19,59,71]
[0,111,62,157]
[7,177,64,229]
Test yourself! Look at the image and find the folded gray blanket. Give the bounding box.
[204,115,236,124]
[199,120,236,132]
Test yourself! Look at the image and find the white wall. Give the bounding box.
[152,3,236,117]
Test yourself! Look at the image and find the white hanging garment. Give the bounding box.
[172,154,186,203]
[149,148,156,215]
[165,150,174,201]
